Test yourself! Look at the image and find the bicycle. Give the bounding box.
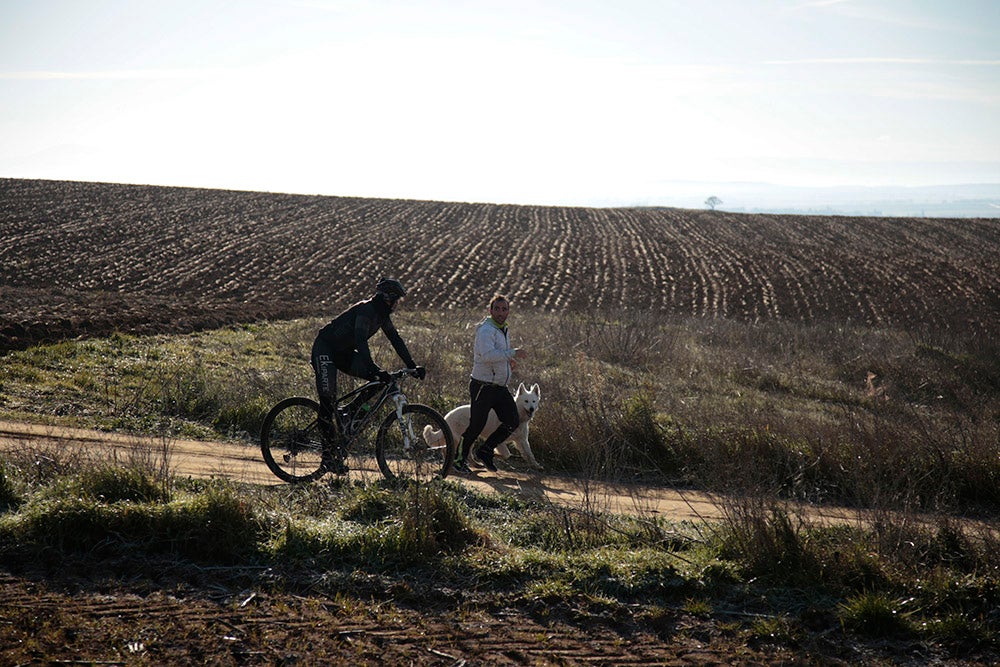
[260,368,455,484]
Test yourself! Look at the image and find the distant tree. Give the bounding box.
[705,196,722,210]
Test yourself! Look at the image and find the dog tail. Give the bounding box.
[422,424,444,447]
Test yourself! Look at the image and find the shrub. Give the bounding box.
[838,592,915,637]
[573,311,674,370]
[616,391,675,475]
[158,484,265,562]
[4,480,262,564]
[8,496,120,554]
[67,462,170,504]
[717,499,821,585]
[270,482,482,569]
[395,481,482,557]
[0,461,22,512]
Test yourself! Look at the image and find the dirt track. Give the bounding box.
[0,419,721,519]
[0,419,865,526]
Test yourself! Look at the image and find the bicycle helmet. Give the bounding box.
[375,277,406,299]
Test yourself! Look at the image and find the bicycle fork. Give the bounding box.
[392,393,420,453]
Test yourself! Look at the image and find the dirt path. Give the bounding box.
[0,419,858,525]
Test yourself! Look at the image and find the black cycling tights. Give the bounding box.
[310,338,370,425]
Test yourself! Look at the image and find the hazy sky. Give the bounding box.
[2,0,998,205]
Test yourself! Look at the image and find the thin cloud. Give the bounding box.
[783,0,859,14]
[289,0,362,11]
[784,0,970,32]
[0,67,239,81]
[764,58,1000,66]
[791,0,853,8]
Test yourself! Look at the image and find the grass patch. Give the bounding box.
[3,476,263,565]
[838,592,915,637]
[5,311,998,515]
[0,460,22,512]
[0,454,996,661]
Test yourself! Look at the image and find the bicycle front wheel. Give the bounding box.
[375,404,455,482]
[260,397,327,483]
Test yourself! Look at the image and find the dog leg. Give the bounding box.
[515,426,543,470]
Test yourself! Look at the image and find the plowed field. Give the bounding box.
[3,178,998,352]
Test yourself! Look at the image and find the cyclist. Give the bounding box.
[310,277,426,452]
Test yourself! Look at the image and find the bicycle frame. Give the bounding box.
[337,373,411,445]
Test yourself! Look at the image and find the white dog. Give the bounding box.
[424,383,543,470]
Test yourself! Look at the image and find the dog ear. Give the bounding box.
[532,383,540,396]
[518,382,526,393]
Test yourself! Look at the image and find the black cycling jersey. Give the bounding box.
[314,294,416,379]
[311,293,417,429]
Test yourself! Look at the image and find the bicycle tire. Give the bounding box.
[374,403,455,482]
[260,396,329,483]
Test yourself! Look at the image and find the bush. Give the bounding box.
[3,479,262,564]
[717,499,820,585]
[0,461,22,512]
[269,481,482,569]
[159,484,264,562]
[395,481,482,558]
[67,463,170,504]
[838,592,915,637]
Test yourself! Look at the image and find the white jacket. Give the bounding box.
[470,317,516,386]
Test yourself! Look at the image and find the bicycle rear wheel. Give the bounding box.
[375,404,455,482]
[260,397,328,483]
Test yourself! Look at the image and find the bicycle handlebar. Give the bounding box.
[387,368,423,381]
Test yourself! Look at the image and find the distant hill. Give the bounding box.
[2,178,998,351]
[630,182,1000,218]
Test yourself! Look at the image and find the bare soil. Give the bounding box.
[3,178,999,353]
[1,571,822,666]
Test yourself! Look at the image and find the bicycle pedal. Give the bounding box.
[325,460,349,475]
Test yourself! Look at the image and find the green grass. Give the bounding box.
[838,592,915,637]
[4,477,262,564]
[0,460,22,512]
[2,311,999,515]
